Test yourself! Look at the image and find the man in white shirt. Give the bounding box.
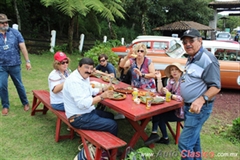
[63,57,118,136]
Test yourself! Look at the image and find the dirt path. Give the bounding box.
[212,89,240,126]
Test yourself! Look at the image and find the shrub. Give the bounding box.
[83,40,121,67]
[232,117,240,139]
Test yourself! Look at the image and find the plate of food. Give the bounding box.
[111,92,126,101]
[101,76,119,84]
[139,96,165,105]
[138,91,155,97]
[90,72,102,78]
[114,86,134,94]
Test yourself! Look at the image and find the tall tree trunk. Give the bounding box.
[13,0,21,30]
[67,16,75,54]
[108,20,116,39]
[141,14,146,35]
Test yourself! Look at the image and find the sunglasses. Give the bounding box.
[137,50,144,53]
[0,22,8,25]
[182,38,197,45]
[59,61,69,65]
[99,59,106,62]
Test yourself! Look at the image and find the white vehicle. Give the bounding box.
[112,35,182,57]
[216,32,232,41]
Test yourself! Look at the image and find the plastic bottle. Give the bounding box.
[165,91,171,102]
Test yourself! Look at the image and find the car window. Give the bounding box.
[216,33,231,38]
[133,41,151,49]
[214,49,239,61]
[153,42,168,49]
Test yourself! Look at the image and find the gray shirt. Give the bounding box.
[180,47,221,103]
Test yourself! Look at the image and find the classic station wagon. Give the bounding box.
[150,40,240,89]
[112,35,182,57]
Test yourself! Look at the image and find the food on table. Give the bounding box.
[111,92,126,100]
[101,76,119,84]
[108,85,115,90]
[90,83,95,88]
[91,72,102,78]
[139,96,165,104]
[138,91,155,97]
[114,87,134,94]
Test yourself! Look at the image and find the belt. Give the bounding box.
[185,101,213,106]
[68,114,82,123]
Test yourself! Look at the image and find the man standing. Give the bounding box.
[0,14,31,115]
[63,57,118,136]
[178,29,221,160]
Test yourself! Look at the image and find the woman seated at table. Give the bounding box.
[48,51,71,111]
[117,57,132,85]
[119,43,156,92]
[144,63,184,145]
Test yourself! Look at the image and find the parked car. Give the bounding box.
[216,32,232,41]
[150,40,240,89]
[111,35,183,58]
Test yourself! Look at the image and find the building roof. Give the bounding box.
[152,21,214,31]
[208,1,240,12]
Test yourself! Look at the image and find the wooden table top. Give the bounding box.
[91,77,183,121]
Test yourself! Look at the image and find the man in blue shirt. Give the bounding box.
[178,29,221,160]
[0,14,31,115]
[95,54,116,77]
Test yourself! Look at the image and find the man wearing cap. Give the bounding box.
[48,51,71,111]
[178,29,221,160]
[0,13,31,115]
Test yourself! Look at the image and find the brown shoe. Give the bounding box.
[24,104,29,111]
[2,108,9,116]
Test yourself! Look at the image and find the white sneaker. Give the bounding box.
[114,113,125,120]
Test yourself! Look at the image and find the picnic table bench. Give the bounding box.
[31,90,126,160]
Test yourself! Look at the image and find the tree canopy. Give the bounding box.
[0,0,238,52]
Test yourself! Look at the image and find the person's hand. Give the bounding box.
[133,68,141,76]
[155,70,161,79]
[189,97,205,114]
[101,90,114,99]
[162,87,168,94]
[103,83,115,91]
[126,49,135,58]
[26,63,31,70]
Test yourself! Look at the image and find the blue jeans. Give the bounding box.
[178,102,213,160]
[0,65,29,109]
[152,110,183,138]
[51,103,65,111]
[70,109,118,136]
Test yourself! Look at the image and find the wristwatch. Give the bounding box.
[26,60,31,63]
[141,73,145,78]
[202,95,209,103]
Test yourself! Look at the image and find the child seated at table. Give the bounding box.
[144,63,184,145]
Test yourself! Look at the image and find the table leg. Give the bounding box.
[121,117,154,159]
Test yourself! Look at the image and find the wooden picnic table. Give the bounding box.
[90,77,182,158]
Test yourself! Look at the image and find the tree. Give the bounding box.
[40,0,125,54]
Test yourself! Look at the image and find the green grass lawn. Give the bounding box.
[0,53,239,160]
